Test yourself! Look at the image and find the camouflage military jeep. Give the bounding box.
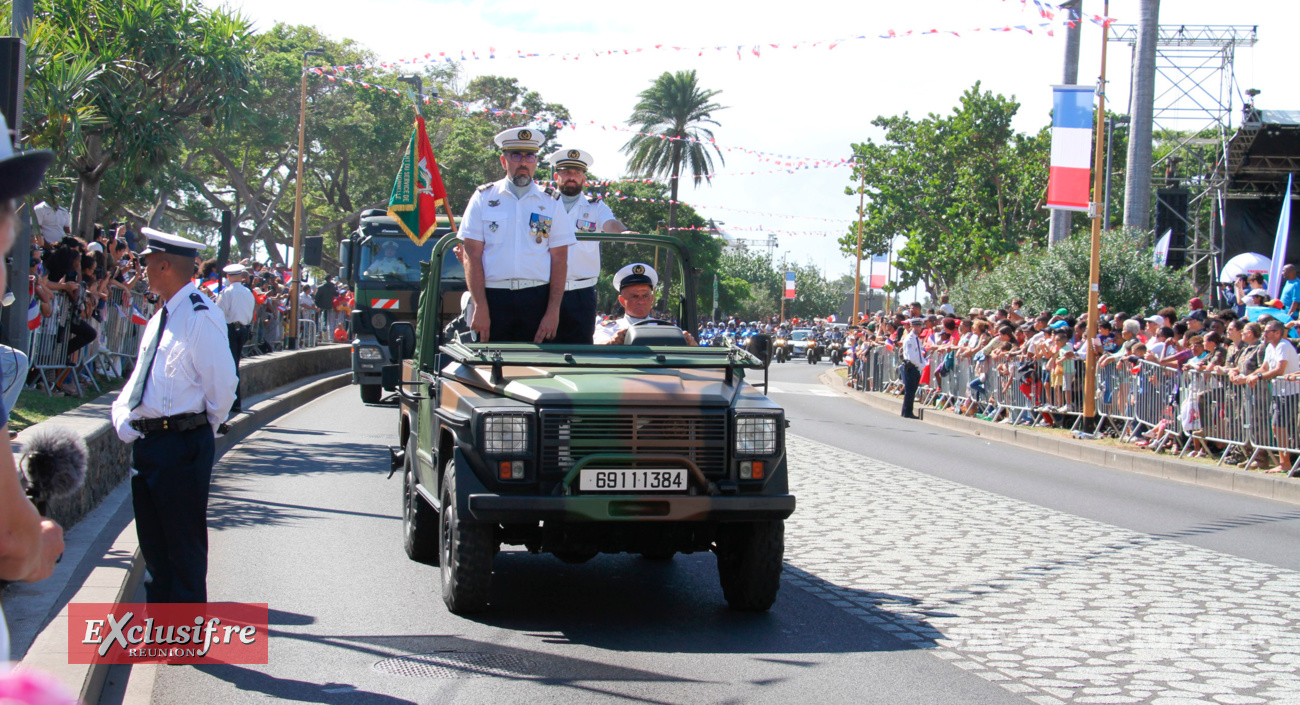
[386,232,795,614]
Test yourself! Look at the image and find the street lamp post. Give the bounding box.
[287,48,324,350]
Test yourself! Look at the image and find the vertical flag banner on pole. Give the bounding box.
[1267,173,1294,298]
[784,271,796,300]
[388,115,452,246]
[1153,229,1171,268]
[869,253,888,289]
[1046,85,1095,212]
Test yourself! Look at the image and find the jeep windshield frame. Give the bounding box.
[417,231,703,373]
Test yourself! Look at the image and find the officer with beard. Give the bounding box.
[459,127,577,343]
[546,147,628,344]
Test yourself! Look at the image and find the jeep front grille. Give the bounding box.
[540,411,728,477]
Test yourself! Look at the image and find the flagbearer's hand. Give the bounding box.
[534,308,560,344]
[471,306,491,344]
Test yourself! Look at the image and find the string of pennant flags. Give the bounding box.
[306,68,854,169]
[306,9,1112,75]
[665,224,844,238]
[591,189,853,224]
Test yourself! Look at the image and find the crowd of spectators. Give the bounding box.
[845,279,1300,477]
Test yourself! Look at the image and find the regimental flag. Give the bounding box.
[784,271,796,300]
[27,297,40,330]
[1046,85,1095,212]
[388,114,452,246]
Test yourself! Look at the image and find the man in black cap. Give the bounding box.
[900,318,926,420]
[111,227,237,603]
[0,113,65,661]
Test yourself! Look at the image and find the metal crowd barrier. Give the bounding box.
[28,293,75,396]
[849,340,1300,464]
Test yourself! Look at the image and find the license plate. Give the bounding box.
[579,468,688,493]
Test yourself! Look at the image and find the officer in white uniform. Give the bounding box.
[460,127,577,344]
[217,263,256,413]
[900,317,926,420]
[596,263,697,346]
[111,227,238,603]
[545,147,627,345]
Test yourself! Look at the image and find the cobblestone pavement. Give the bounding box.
[783,434,1300,705]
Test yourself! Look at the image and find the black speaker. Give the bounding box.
[0,37,24,137]
[1156,188,1189,268]
[302,236,323,266]
[216,210,233,268]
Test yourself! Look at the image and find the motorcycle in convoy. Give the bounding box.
[827,339,843,365]
[773,334,790,363]
[805,334,822,364]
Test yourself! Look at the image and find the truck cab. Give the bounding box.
[341,209,455,403]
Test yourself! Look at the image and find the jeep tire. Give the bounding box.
[402,437,438,564]
[360,384,382,404]
[438,460,495,613]
[715,520,784,612]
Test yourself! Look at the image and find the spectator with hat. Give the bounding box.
[460,127,577,343]
[110,227,237,603]
[545,146,628,345]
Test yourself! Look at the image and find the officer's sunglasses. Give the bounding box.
[505,151,538,163]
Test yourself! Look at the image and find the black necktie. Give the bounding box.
[127,305,168,410]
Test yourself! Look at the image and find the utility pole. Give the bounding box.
[851,167,866,324]
[1049,0,1084,245]
[1123,0,1159,231]
[1083,0,1111,424]
[287,49,324,350]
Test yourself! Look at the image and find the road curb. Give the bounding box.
[15,371,351,704]
[820,371,1300,508]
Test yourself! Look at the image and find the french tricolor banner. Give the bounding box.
[1046,85,1095,212]
[784,271,796,300]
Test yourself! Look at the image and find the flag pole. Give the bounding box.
[1083,2,1110,424]
[288,49,323,349]
[852,165,865,325]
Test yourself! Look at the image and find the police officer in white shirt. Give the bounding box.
[111,228,237,603]
[217,263,256,414]
[900,318,926,419]
[460,127,577,343]
[546,147,628,344]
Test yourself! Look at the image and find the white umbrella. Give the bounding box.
[1219,252,1272,283]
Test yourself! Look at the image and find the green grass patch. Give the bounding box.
[9,378,125,433]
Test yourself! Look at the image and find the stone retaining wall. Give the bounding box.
[15,344,349,528]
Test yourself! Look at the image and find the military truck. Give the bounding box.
[340,209,453,403]
[384,232,795,614]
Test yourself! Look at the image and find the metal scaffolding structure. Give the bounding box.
[1110,24,1257,289]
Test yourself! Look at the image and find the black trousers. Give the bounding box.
[132,424,215,603]
[555,286,597,345]
[484,284,551,343]
[227,322,249,412]
[902,363,921,418]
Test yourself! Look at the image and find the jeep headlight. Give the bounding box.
[734,415,779,456]
[483,414,531,455]
[358,347,384,361]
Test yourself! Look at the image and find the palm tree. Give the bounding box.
[622,70,725,296]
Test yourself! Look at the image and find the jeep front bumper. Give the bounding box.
[466,493,796,523]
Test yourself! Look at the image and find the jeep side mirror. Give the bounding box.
[747,333,773,368]
[389,321,416,361]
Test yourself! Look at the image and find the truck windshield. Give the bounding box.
[359,237,424,283]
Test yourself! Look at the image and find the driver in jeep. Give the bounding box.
[596,262,697,346]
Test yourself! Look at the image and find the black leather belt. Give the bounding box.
[130,412,208,435]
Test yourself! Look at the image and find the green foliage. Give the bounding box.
[947,228,1194,317]
[711,248,840,321]
[838,83,1050,299]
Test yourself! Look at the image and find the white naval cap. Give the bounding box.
[139,227,205,257]
[223,263,247,275]
[494,127,542,153]
[613,262,658,292]
[546,147,593,171]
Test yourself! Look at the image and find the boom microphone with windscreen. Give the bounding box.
[21,426,88,516]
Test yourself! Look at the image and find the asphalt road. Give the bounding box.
[121,360,1300,705]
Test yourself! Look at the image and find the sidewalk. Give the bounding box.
[821,370,1300,507]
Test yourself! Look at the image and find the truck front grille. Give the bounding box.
[540,410,728,477]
